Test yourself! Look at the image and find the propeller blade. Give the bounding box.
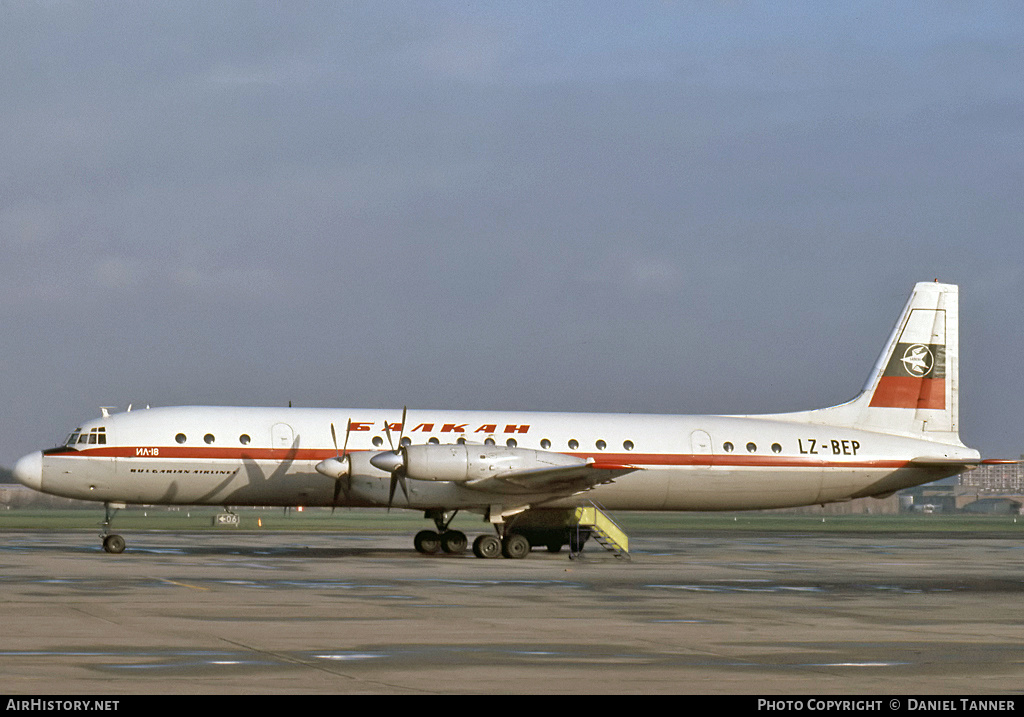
[388,471,409,511]
[325,420,353,513]
[341,418,351,456]
[381,408,411,511]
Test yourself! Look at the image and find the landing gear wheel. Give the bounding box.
[102,534,126,554]
[440,530,468,554]
[546,542,563,554]
[472,534,502,559]
[414,530,442,554]
[502,533,530,559]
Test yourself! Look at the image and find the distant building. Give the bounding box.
[959,460,1024,494]
[955,459,1024,513]
[961,498,1023,515]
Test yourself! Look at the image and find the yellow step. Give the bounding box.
[574,506,629,555]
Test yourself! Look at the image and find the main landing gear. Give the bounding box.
[471,532,530,559]
[413,528,468,555]
[413,531,529,559]
[412,510,531,559]
[412,509,470,556]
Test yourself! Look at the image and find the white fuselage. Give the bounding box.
[25,405,975,513]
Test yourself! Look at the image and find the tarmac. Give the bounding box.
[1,529,1023,694]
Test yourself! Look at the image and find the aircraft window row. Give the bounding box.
[721,441,784,454]
[174,433,252,445]
[65,427,107,446]
[562,439,633,451]
[166,432,634,452]
[359,435,634,451]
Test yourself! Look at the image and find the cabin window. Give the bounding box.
[372,436,384,447]
[506,438,517,448]
[239,434,251,445]
[568,439,579,450]
[204,434,215,444]
[484,438,496,446]
[175,433,187,444]
[540,439,552,449]
[428,437,440,445]
[723,442,734,452]
[623,440,634,451]
[746,442,757,453]
[595,440,607,450]
[771,443,782,454]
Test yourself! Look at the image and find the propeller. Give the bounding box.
[315,419,352,511]
[369,406,409,510]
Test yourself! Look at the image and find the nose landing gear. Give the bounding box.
[102,534,126,554]
[100,502,126,554]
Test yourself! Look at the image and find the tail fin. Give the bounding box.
[800,281,963,443]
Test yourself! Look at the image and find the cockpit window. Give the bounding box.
[65,429,82,446]
[78,427,107,445]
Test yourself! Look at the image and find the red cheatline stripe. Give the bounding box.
[47,446,912,470]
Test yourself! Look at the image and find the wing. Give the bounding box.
[389,443,641,497]
[462,459,639,495]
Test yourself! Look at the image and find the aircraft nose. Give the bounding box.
[13,451,43,491]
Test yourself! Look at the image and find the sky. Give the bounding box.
[3,1,1023,467]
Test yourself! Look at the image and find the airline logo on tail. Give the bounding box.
[900,344,935,376]
[870,308,947,410]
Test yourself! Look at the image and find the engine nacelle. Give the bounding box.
[401,444,585,482]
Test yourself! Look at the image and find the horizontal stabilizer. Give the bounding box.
[910,457,1017,467]
[909,456,980,466]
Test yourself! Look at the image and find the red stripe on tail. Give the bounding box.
[869,376,945,409]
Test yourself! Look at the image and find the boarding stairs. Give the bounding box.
[573,502,629,559]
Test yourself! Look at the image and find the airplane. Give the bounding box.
[12,281,999,557]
